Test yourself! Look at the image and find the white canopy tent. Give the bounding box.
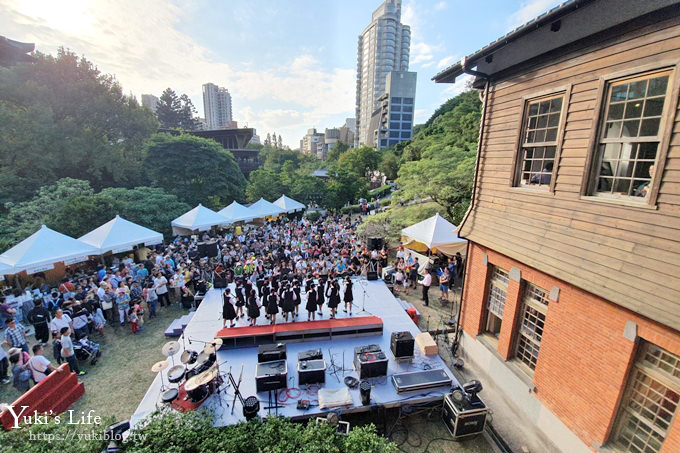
[0,259,14,279]
[248,198,285,219]
[79,215,163,255]
[400,213,467,256]
[171,204,230,235]
[273,195,306,213]
[218,201,256,223]
[0,225,99,274]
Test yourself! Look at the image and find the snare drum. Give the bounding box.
[161,388,178,404]
[181,350,198,365]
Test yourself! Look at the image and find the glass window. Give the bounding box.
[392,105,401,112]
[401,131,411,139]
[403,98,414,105]
[517,95,564,190]
[402,105,413,113]
[391,97,402,104]
[389,139,399,146]
[389,130,400,138]
[515,283,549,373]
[390,113,400,121]
[484,267,509,338]
[402,114,412,121]
[612,343,680,453]
[380,139,388,147]
[389,122,400,130]
[402,122,412,130]
[593,72,670,199]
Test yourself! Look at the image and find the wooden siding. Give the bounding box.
[462,17,680,331]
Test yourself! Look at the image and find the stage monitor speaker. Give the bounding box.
[390,331,415,358]
[297,359,326,385]
[367,237,384,251]
[298,348,323,361]
[442,392,488,440]
[198,241,218,258]
[258,343,287,363]
[255,360,287,393]
[354,346,388,379]
[213,276,227,289]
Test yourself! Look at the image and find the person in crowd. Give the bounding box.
[0,345,9,384]
[10,353,31,393]
[327,279,340,319]
[246,288,260,327]
[27,344,63,383]
[144,282,158,319]
[128,307,139,334]
[59,327,85,376]
[418,267,432,307]
[49,309,73,364]
[116,286,130,326]
[266,289,279,325]
[306,283,318,321]
[222,288,237,328]
[439,267,450,303]
[343,276,354,315]
[154,270,170,307]
[2,318,28,354]
[27,301,51,345]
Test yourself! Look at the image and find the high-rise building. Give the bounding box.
[300,128,325,159]
[367,71,416,149]
[141,94,159,113]
[355,0,410,146]
[202,83,233,130]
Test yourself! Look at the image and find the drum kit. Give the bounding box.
[152,339,227,406]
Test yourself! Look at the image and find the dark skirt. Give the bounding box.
[223,301,236,320]
[305,293,317,312]
[344,287,353,302]
[247,301,260,318]
[266,296,279,315]
[328,289,340,308]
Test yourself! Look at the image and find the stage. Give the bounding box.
[130,279,459,427]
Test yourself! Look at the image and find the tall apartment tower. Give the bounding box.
[355,0,410,146]
[141,94,159,113]
[202,83,233,130]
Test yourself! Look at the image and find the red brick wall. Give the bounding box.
[461,242,680,452]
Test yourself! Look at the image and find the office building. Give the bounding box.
[202,83,233,130]
[141,94,159,113]
[355,0,410,146]
[300,128,325,159]
[367,71,416,149]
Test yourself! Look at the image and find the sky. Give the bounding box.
[1,0,562,148]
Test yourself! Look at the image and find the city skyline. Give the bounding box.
[0,0,562,148]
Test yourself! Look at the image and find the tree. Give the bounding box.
[277,134,283,149]
[265,133,271,146]
[336,146,382,176]
[245,169,285,202]
[290,175,326,205]
[324,167,368,210]
[379,151,400,181]
[0,49,158,204]
[156,89,198,130]
[144,133,246,208]
[325,141,349,162]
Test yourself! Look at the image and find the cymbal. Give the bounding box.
[210,338,223,347]
[151,360,169,373]
[194,366,219,386]
[162,341,180,357]
[203,344,218,355]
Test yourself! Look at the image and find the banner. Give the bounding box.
[25,263,54,274]
[64,256,90,265]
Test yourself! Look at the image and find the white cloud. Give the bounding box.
[507,0,561,30]
[414,108,429,124]
[434,1,447,11]
[402,0,441,67]
[437,55,456,69]
[0,0,354,148]
[441,74,474,100]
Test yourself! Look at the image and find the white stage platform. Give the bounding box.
[131,279,459,427]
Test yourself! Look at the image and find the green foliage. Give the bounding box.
[369,185,392,199]
[358,201,443,245]
[379,152,400,181]
[155,88,198,130]
[0,49,158,204]
[304,211,322,222]
[324,141,349,162]
[144,133,246,209]
[290,175,326,205]
[0,179,190,251]
[123,410,395,453]
[246,169,286,203]
[0,414,112,453]
[336,146,382,176]
[393,90,481,222]
[324,168,369,211]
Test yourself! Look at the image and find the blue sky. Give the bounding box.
[1,0,561,147]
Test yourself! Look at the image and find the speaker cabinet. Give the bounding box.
[258,343,287,363]
[367,237,383,251]
[198,241,218,258]
[390,331,415,359]
[353,346,388,379]
[442,393,488,440]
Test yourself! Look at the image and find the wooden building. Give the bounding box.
[434,1,680,451]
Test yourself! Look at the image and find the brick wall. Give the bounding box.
[461,242,680,452]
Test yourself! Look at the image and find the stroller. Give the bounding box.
[57,337,102,366]
[75,337,102,365]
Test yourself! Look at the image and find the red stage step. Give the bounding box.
[215,316,383,349]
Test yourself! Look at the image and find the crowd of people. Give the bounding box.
[0,213,465,396]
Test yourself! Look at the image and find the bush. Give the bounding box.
[123,410,396,453]
[340,204,365,215]
[380,198,392,207]
[369,185,392,199]
[305,211,322,222]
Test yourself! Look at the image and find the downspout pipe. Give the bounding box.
[452,73,490,356]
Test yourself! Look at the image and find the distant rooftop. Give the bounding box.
[0,35,35,67]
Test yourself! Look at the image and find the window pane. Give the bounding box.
[628,80,648,100]
[638,142,658,160]
[647,76,669,96]
[624,101,643,119]
[538,100,550,114]
[545,128,557,142]
[644,98,664,117]
[534,129,546,143]
[537,115,548,128]
[549,98,562,112]
[622,120,640,137]
[608,103,624,120]
[528,103,539,115]
[611,84,628,102]
[548,113,560,127]
[602,143,621,160]
[605,121,622,138]
[640,119,660,137]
